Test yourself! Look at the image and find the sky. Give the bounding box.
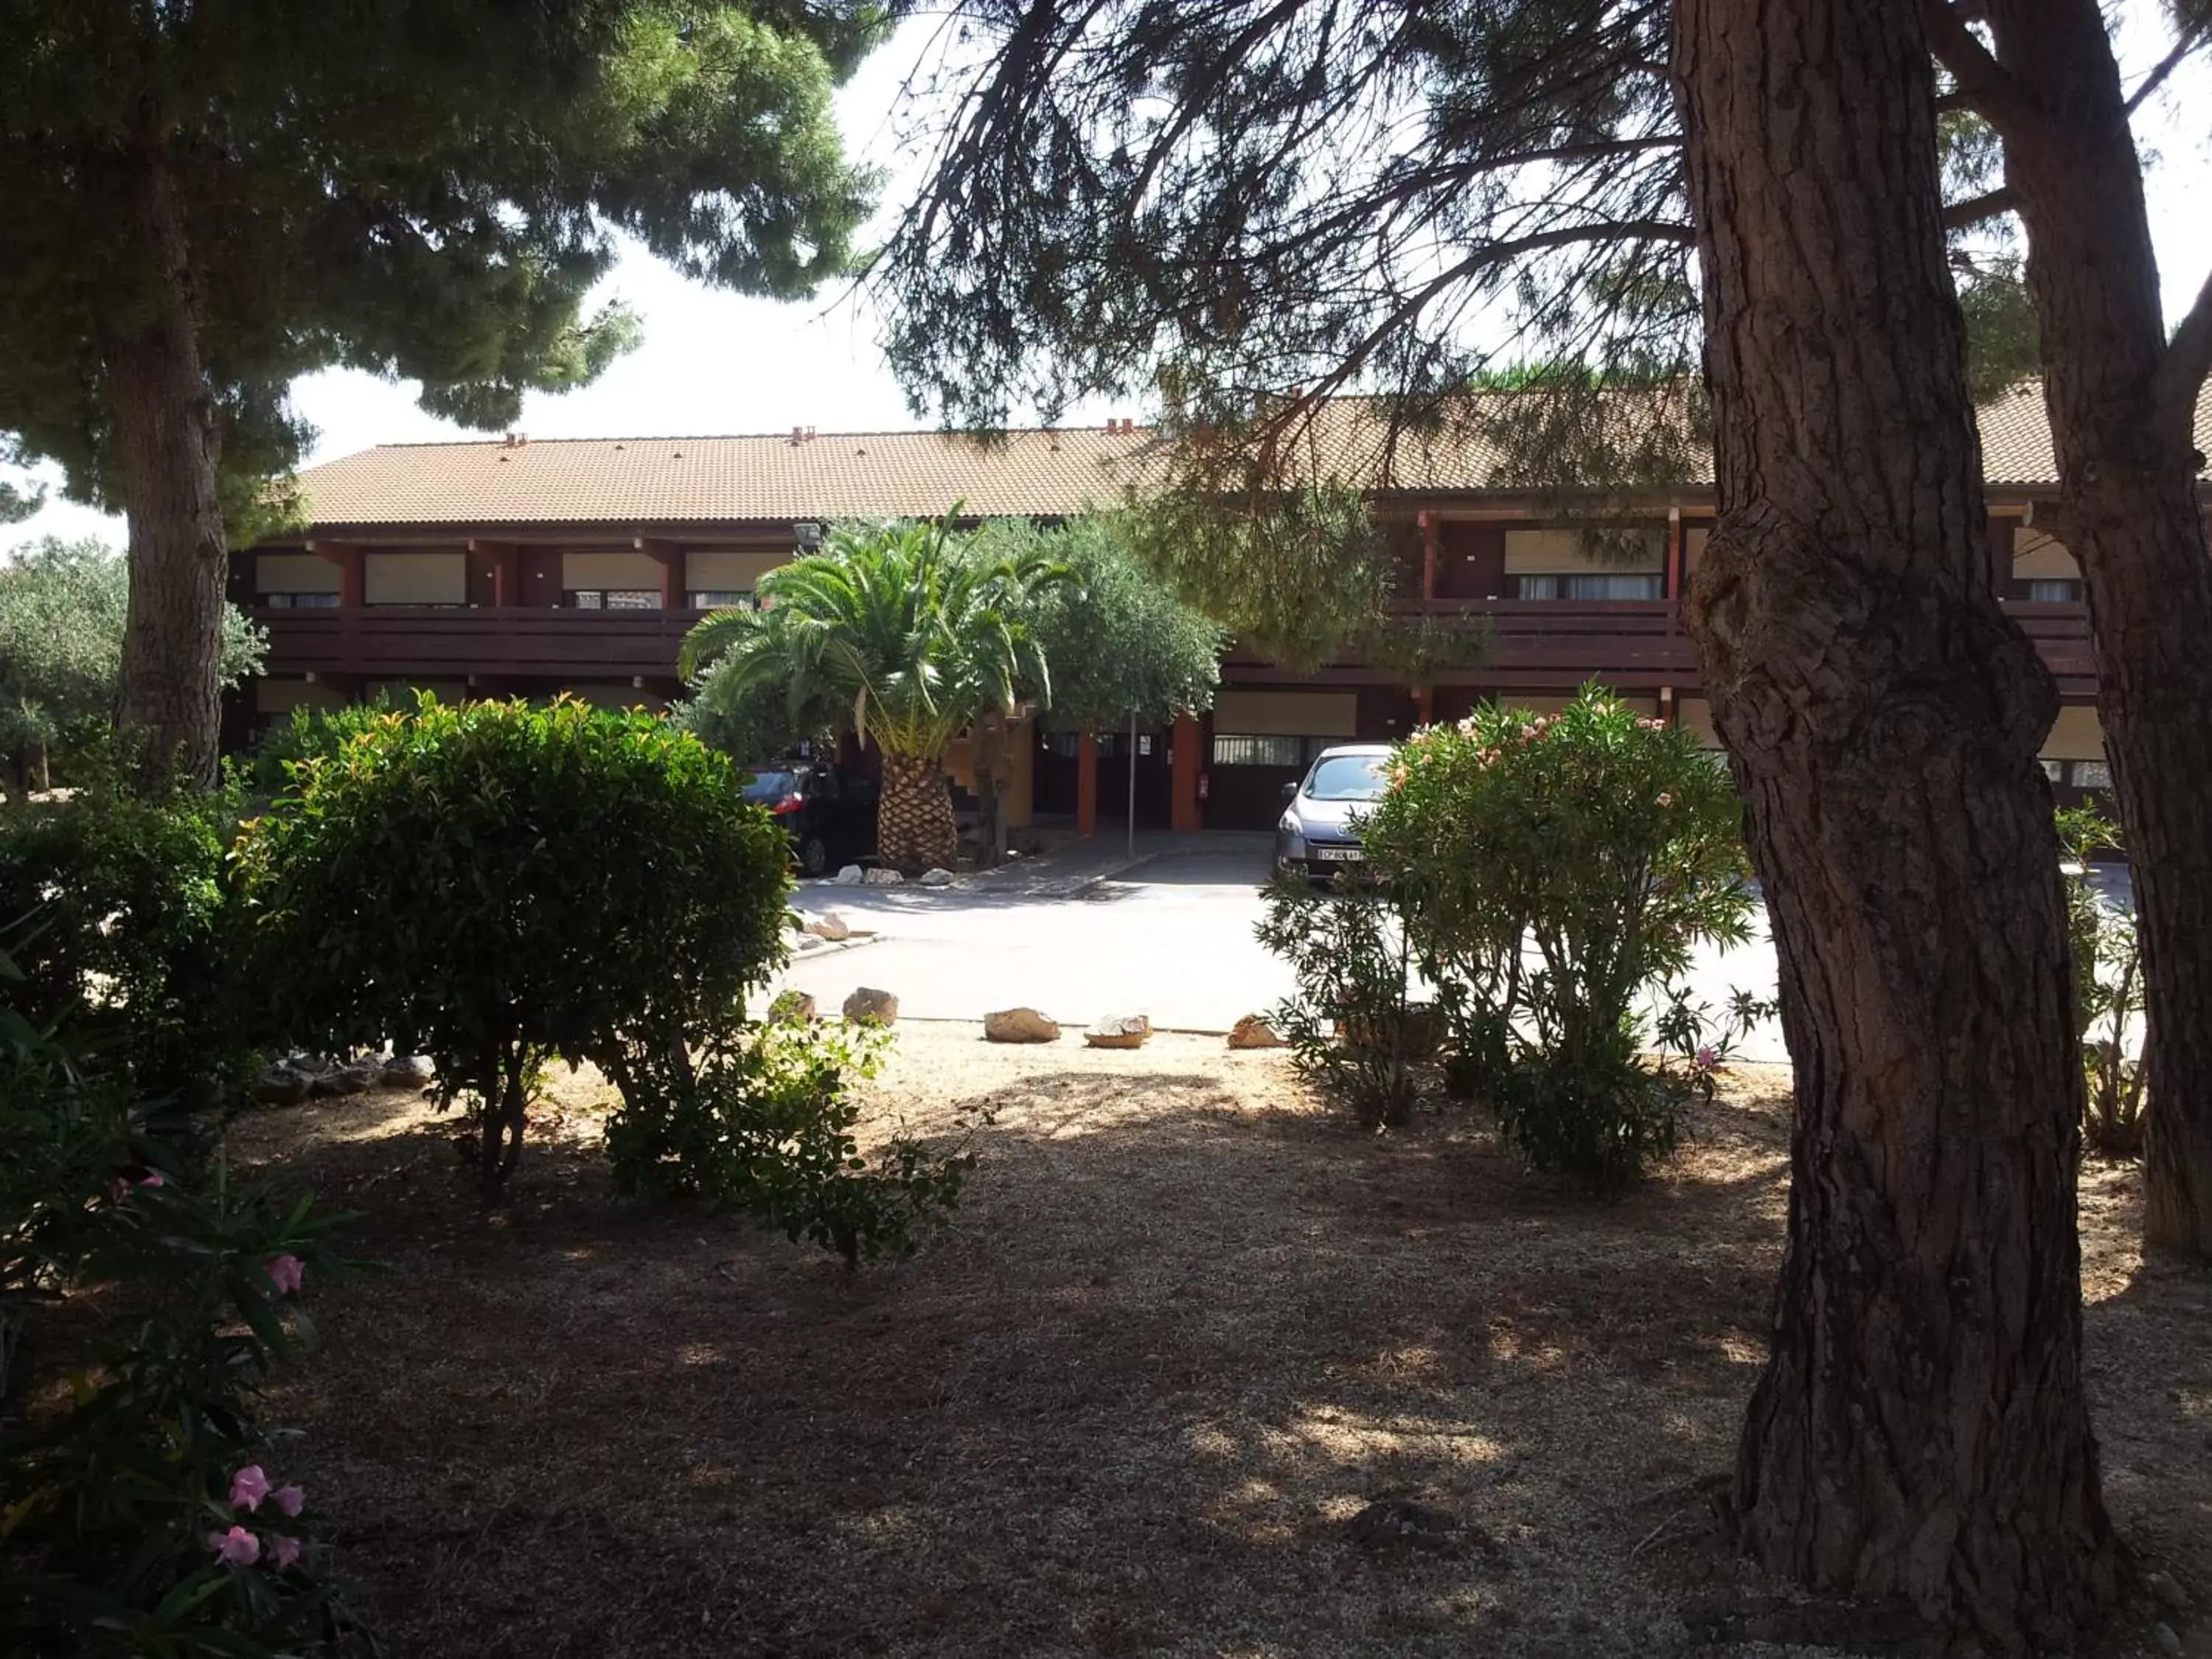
[7,8,2212,550]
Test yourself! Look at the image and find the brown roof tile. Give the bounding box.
[289,386,2211,533]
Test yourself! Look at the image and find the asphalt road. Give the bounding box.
[774,834,1791,1060]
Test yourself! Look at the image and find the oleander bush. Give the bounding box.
[603,1018,974,1266]
[1359,686,1761,1192]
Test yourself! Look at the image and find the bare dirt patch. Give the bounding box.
[229,1032,2210,1658]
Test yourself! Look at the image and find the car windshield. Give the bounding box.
[740,770,799,801]
[1304,754,1390,801]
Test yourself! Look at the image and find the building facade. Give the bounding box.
[235,390,2124,833]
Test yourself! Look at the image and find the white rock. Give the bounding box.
[984,1007,1061,1043]
[832,864,865,886]
[1228,1013,1289,1050]
[919,867,956,888]
[804,910,852,942]
[863,866,905,886]
[1085,1015,1151,1050]
[843,987,898,1026]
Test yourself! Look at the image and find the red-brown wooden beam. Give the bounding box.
[1419,509,1440,602]
[307,540,363,608]
[1076,728,1099,835]
[636,537,684,608]
[1171,712,1203,832]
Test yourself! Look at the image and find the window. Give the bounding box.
[564,589,664,610]
[2025,579,2083,603]
[688,590,754,610]
[1304,753,1391,801]
[261,592,341,608]
[1211,734,1304,768]
[1509,572,1664,600]
[2039,759,2065,782]
[2071,760,2112,790]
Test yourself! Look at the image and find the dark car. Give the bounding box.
[741,761,878,877]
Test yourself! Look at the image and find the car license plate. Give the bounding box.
[1312,845,1363,863]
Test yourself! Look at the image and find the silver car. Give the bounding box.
[1276,743,1394,878]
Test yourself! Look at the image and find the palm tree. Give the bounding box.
[681,513,1071,874]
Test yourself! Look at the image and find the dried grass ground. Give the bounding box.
[232,1030,2211,1659]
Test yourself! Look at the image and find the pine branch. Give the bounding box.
[1917,0,2044,136]
[2124,24,2209,116]
[2154,261,2212,435]
[1942,186,2016,230]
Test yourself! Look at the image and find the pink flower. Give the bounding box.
[264,1254,305,1295]
[1694,1046,1722,1073]
[206,1526,261,1566]
[108,1178,130,1206]
[136,1172,166,1188]
[230,1464,271,1512]
[268,1534,304,1572]
[1657,792,1674,807]
[272,1484,305,1518]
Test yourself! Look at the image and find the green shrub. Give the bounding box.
[0,928,361,1658]
[0,776,253,1102]
[1253,869,1425,1130]
[2056,804,2145,1155]
[1360,686,1759,1191]
[604,1020,974,1265]
[232,695,792,1202]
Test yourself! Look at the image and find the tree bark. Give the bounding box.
[1675,0,2120,1645]
[876,751,959,875]
[1975,0,2212,1259]
[110,143,228,791]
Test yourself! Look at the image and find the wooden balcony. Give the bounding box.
[257,605,706,684]
[258,597,2098,700]
[1224,598,2098,696]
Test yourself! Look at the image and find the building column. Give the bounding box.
[1419,509,1440,602]
[1412,685,1435,728]
[636,537,684,608]
[307,540,363,608]
[1076,728,1099,835]
[1663,507,1684,616]
[1171,711,1203,832]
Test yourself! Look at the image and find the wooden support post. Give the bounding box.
[1412,685,1434,727]
[1420,509,1440,602]
[1664,507,1685,620]
[1076,727,1099,836]
[636,537,684,608]
[308,540,363,608]
[1171,711,1203,832]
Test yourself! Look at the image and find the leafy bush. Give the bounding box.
[0,776,254,1102]
[0,928,361,1658]
[1359,687,1758,1191]
[1253,869,1425,1130]
[2057,804,2146,1155]
[604,1020,974,1265]
[232,695,792,1201]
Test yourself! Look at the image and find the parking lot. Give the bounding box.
[773,832,1791,1060]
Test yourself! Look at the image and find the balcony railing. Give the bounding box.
[256,604,707,682]
[258,596,2096,696]
[1225,597,2096,693]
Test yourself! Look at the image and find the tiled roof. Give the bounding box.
[291,426,1169,528]
[288,385,2211,533]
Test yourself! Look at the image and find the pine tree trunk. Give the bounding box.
[877,751,959,875]
[1676,0,2120,1644]
[1980,0,2212,1259]
[110,145,228,791]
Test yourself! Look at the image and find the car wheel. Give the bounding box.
[799,835,830,877]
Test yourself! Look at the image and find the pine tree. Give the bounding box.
[877,1,2118,1639]
[1922,0,2212,1256]
[0,1,887,785]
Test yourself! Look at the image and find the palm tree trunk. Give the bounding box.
[877,752,959,874]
